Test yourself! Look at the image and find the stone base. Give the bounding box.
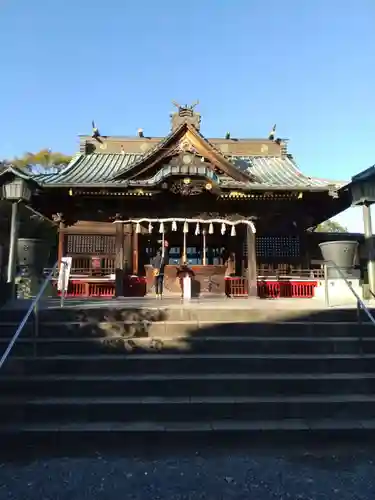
[15,275,57,299]
[314,277,362,305]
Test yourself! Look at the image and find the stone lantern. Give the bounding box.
[2,177,34,297]
[2,178,32,203]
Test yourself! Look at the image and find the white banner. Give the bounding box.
[183,276,191,300]
[57,256,72,292]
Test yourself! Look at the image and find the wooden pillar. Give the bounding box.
[132,224,138,275]
[246,224,257,297]
[53,213,65,269]
[123,223,132,274]
[115,222,124,297]
[57,221,65,267]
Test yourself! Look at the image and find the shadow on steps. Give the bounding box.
[0,303,375,455]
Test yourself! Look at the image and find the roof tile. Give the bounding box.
[31,152,347,190]
[234,155,337,188]
[35,153,141,185]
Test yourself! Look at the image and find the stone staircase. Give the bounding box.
[0,302,375,444]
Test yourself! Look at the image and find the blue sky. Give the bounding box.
[1,0,374,231]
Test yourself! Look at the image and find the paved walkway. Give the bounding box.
[0,444,374,500]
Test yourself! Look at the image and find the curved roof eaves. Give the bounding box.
[35,153,141,185]
[230,155,347,188]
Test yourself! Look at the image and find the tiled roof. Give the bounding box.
[30,151,347,190]
[110,127,182,180]
[231,156,346,189]
[0,164,39,181]
[34,153,141,185]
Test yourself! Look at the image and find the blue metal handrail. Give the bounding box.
[0,262,58,370]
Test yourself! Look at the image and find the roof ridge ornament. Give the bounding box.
[172,100,199,113]
[92,120,101,139]
[268,124,276,141]
[170,100,201,132]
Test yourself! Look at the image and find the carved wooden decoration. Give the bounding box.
[52,213,64,223]
[170,180,207,196]
[168,153,202,168]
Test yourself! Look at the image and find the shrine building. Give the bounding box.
[0,102,358,299]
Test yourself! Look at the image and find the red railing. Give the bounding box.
[256,268,324,279]
[55,280,114,298]
[54,276,147,298]
[226,277,317,299]
[52,276,317,299]
[257,281,317,298]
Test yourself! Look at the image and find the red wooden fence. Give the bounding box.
[226,277,317,299]
[55,276,147,298]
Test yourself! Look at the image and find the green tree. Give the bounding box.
[315,220,347,233]
[11,149,72,174]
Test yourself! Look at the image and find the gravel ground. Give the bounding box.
[0,445,375,500]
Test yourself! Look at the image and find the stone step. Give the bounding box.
[0,306,373,324]
[1,373,375,398]
[5,353,375,375]
[1,304,373,442]
[0,336,371,356]
[2,418,375,437]
[1,394,375,424]
[0,321,372,339]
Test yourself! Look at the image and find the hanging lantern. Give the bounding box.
[172,220,177,231]
[231,225,236,237]
[148,222,153,233]
[183,221,189,233]
[208,222,214,234]
[195,222,200,235]
[136,222,141,234]
[159,221,164,233]
[221,222,226,235]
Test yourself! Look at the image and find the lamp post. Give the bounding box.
[2,178,32,297]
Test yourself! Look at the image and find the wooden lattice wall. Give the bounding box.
[65,233,116,274]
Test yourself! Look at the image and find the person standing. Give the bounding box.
[225,252,236,277]
[150,249,165,299]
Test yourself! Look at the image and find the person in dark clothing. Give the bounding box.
[150,250,165,298]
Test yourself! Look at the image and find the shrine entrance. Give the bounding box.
[119,217,257,298]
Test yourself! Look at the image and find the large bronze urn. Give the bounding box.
[319,240,359,279]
